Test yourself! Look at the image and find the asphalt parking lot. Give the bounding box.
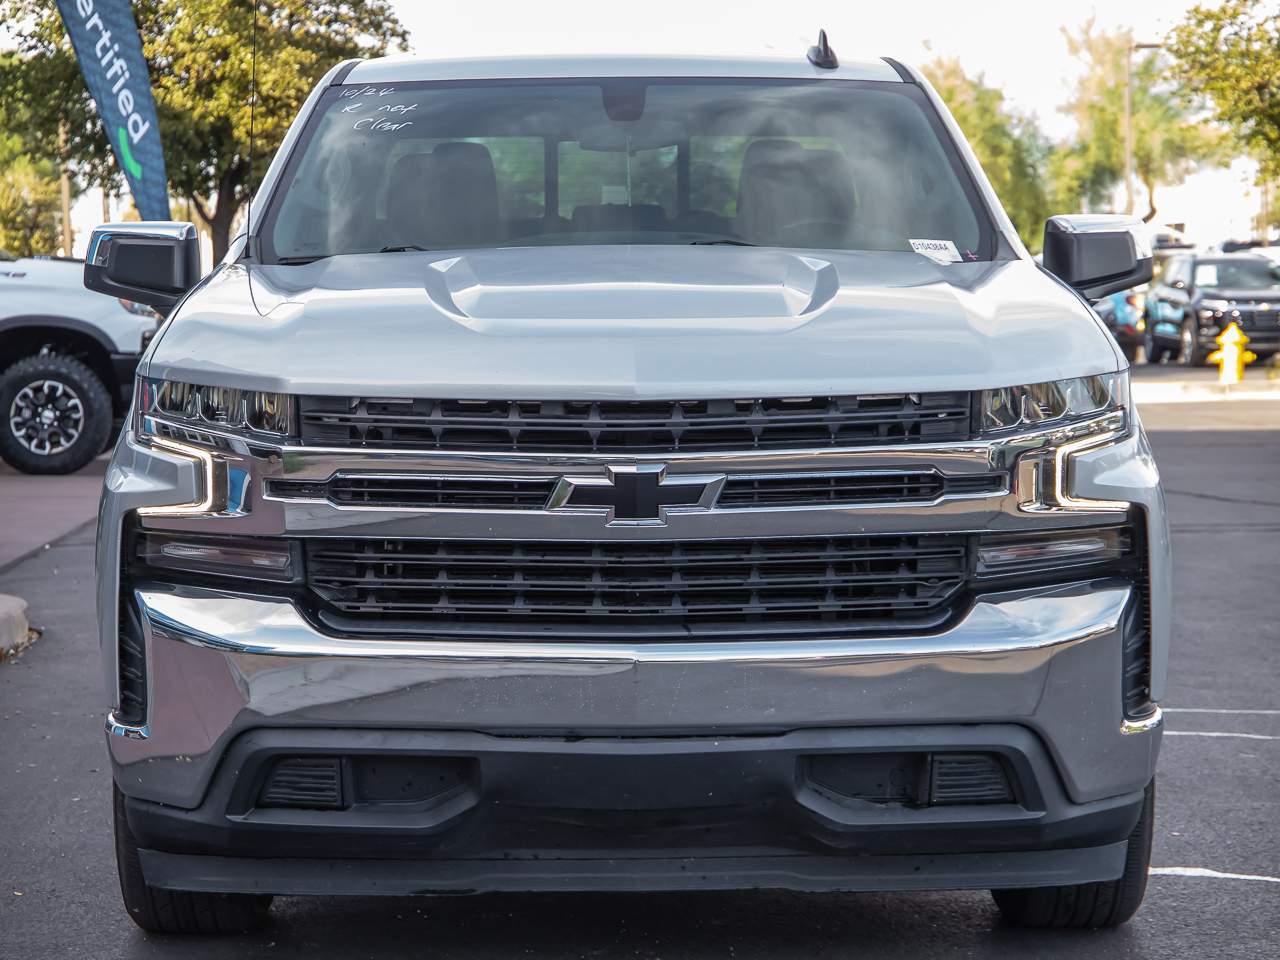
[1,393,1277,959]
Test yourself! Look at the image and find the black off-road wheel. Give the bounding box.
[992,780,1154,929]
[114,784,272,934]
[0,354,111,474]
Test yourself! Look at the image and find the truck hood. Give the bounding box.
[148,246,1121,397]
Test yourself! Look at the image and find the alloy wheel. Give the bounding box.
[7,379,85,456]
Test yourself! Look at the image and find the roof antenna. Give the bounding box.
[807,29,838,70]
[246,0,259,255]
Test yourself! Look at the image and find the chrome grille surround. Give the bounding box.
[129,406,1135,648]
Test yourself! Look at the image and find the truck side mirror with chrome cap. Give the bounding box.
[84,221,201,314]
[1042,214,1153,301]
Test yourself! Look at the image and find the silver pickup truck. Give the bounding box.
[86,39,1169,936]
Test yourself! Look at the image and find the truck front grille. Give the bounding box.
[307,534,969,639]
[298,393,973,453]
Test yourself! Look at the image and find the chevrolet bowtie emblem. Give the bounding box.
[550,465,724,523]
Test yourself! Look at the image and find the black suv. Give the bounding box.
[1144,252,1280,364]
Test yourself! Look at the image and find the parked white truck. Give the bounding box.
[1,252,161,473]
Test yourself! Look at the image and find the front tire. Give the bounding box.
[1176,322,1206,366]
[992,780,1154,929]
[0,354,111,474]
[1143,329,1170,364]
[114,784,272,934]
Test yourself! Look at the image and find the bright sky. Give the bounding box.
[60,0,1263,254]
[391,0,1195,141]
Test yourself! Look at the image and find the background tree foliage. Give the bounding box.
[1,0,408,259]
[1168,0,1280,182]
[1057,22,1221,223]
[0,53,64,258]
[0,8,1261,255]
[922,58,1051,251]
[0,155,61,258]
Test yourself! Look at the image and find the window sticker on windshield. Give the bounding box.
[909,239,963,264]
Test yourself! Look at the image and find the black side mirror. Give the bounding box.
[84,221,201,313]
[1042,214,1153,301]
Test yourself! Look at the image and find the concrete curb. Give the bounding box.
[1133,380,1280,405]
[0,593,30,657]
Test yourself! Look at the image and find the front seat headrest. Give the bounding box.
[736,139,856,247]
[425,141,500,247]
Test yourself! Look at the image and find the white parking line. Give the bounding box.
[1151,867,1280,884]
[1163,708,1280,716]
[1163,731,1279,741]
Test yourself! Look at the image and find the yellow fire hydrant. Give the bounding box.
[1207,322,1256,386]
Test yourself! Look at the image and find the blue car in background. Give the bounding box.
[1093,288,1145,361]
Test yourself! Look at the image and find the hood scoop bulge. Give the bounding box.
[421,246,840,335]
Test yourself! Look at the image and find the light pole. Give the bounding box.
[1124,41,1163,216]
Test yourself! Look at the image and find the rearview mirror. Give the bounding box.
[1042,214,1152,301]
[84,221,201,313]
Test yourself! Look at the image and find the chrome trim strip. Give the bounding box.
[135,581,1131,665]
[135,435,218,517]
[144,410,1123,472]
[132,410,1133,537]
[1120,707,1164,736]
[105,712,150,740]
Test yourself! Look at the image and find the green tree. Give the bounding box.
[0,54,66,257]
[2,0,408,259]
[1059,22,1222,222]
[1168,0,1280,181]
[923,58,1052,251]
[0,155,61,257]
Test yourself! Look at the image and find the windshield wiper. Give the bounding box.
[689,239,756,246]
[274,255,329,265]
[379,243,434,253]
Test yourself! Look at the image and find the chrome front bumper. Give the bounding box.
[99,411,1171,816]
[108,579,1161,810]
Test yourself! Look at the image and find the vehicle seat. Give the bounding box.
[386,152,436,248]
[424,141,500,247]
[735,139,856,247]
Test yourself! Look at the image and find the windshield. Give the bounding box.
[1195,259,1280,291]
[263,78,993,262]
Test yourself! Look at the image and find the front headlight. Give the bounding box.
[978,372,1129,437]
[136,377,295,436]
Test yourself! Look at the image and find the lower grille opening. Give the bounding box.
[256,755,475,811]
[806,752,1015,807]
[115,593,147,727]
[929,754,1016,805]
[1123,593,1155,719]
[1124,518,1155,720]
[259,757,345,810]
